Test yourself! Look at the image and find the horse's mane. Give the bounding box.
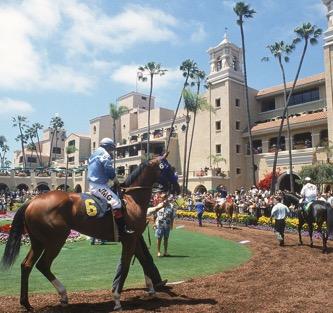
[123,161,149,187]
[283,192,300,204]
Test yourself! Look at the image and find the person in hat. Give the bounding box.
[270,195,290,246]
[153,193,176,257]
[300,177,317,212]
[194,195,205,227]
[88,137,134,235]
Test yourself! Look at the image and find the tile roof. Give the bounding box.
[256,73,325,97]
[251,111,327,132]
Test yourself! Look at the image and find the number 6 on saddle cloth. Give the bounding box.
[81,192,118,219]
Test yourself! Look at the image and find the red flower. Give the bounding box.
[258,169,281,190]
[0,223,11,233]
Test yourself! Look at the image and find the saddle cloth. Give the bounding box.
[303,201,313,213]
[81,193,111,218]
[80,193,119,242]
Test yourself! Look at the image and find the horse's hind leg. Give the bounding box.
[317,222,328,253]
[35,235,69,306]
[20,237,44,311]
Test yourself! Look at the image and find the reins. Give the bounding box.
[121,186,153,192]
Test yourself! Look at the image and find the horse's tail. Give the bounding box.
[1,201,30,270]
[327,204,333,238]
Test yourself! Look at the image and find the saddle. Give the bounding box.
[81,184,126,219]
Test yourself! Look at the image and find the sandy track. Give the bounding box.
[1,220,332,313]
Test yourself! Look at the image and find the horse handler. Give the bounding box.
[270,195,290,246]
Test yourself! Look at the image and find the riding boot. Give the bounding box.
[113,210,135,235]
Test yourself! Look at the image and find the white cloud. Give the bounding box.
[0,1,94,93]
[62,4,179,56]
[41,65,95,93]
[89,59,119,72]
[190,23,207,43]
[0,98,34,115]
[0,0,199,93]
[110,64,183,91]
[221,0,235,10]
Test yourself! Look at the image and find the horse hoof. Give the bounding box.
[310,243,314,248]
[20,304,33,312]
[298,242,303,246]
[114,304,122,311]
[60,301,68,307]
[148,290,156,297]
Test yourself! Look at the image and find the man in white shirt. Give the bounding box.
[250,185,258,197]
[270,195,290,246]
[300,177,317,212]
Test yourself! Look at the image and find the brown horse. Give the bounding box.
[215,200,235,228]
[1,155,180,311]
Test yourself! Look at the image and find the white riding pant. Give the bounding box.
[89,183,121,209]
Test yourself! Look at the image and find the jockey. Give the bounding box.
[300,177,317,211]
[88,137,134,235]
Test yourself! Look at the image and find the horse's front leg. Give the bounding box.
[134,235,163,295]
[298,217,303,246]
[308,222,314,248]
[112,236,137,311]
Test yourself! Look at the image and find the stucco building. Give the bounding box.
[2,0,333,193]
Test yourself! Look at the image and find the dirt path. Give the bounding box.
[1,220,333,313]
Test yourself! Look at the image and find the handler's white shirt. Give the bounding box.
[271,203,290,220]
[300,183,317,202]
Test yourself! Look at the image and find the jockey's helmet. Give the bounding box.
[100,137,116,150]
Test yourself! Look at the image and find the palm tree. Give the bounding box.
[166,59,198,151]
[0,136,8,169]
[234,1,256,186]
[185,70,207,191]
[25,126,41,167]
[110,103,129,167]
[65,145,77,192]
[0,144,9,169]
[4,160,11,169]
[208,154,227,169]
[138,62,167,160]
[12,116,28,169]
[263,41,295,192]
[15,133,28,168]
[31,123,44,166]
[48,116,64,167]
[270,23,322,193]
[26,143,36,168]
[181,88,195,195]
[206,81,213,168]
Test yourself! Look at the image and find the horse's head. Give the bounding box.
[280,191,300,207]
[152,153,180,195]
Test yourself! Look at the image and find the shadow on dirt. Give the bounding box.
[33,287,217,313]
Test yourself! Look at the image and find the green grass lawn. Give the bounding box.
[0,226,251,296]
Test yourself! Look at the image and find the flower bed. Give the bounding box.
[177,210,321,231]
[0,221,85,245]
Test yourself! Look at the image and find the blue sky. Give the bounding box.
[0,0,328,154]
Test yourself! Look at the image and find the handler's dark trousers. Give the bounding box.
[274,219,286,244]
